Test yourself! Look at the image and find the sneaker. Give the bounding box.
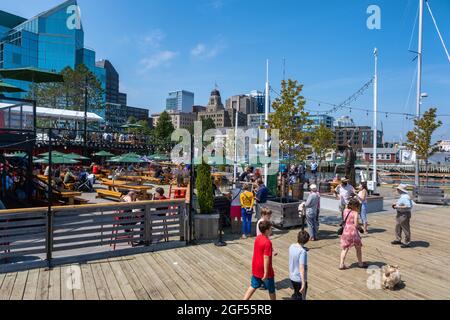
[391,240,402,245]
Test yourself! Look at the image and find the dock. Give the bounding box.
[1,205,449,300]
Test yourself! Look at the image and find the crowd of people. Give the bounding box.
[240,175,415,301]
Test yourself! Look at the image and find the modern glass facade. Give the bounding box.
[166,90,194,113]
[307,114,335,130]
[0,0,106,106]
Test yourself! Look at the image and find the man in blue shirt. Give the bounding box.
[289,230,310,300]
[255,179,269,219]
[391,184,414,248]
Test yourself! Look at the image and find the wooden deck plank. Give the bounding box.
[108,258,138,300]
[48,267,61,300]
[22,268,39,300]
[100,261,126,300]
[126,256,163,300]
[9,271,28,300]
[60,265,75,300]
[0,272,17,300]
[35,268,50,300]
[117,258,150,300]
[80,264,99,300]
[90,262,113,300]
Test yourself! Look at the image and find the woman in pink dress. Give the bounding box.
[339,198,367,270]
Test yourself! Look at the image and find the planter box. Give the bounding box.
[194,214,219,241]
[265,198,302,229]
[414,187,446,205]
[316,193,384,213]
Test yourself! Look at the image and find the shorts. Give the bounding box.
[251,276,276,294]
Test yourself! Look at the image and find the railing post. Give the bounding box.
[46,208,53,269]
[144,205,152,246]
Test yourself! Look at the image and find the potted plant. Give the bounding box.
[193,163,220,240]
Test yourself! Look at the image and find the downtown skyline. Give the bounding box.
[1,0,449,141]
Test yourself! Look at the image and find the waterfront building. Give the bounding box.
[126,106,149,122]
[334,126,383,151]
[249,90,266,114]
[362,148,398,164]
[307,114,335,130]
[152,111,196,130]
[225,94,258,115]
[334,116,355,128]
[247,113,266,128]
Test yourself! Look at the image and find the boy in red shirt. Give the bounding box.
[243,220,276,300]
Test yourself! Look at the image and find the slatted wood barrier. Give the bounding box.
[0,199,189,270]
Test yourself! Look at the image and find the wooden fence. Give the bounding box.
[0,199,189,271]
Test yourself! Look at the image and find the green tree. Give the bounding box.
[405,108,442,186]
[154,111,175,152]
[30,64,104,118]
[311,123,335,179]
[268,79,312,167]
[127,116,137,124]
[195,163,214,214]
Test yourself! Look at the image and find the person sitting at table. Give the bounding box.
[63,168,76,185]
[153,187,170,242]
[91,163,100,175]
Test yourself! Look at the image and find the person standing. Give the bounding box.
[255,179,269,220]
[339,198,366,270]
[304,184,320,241]
[256,208,272,237]
[289,230,310,300]
[357,182,369,233]
[310,161,318,179]
[335,178,356,218]
[240,184,255,239]
[243,220,276,300]
[391,184,414,248]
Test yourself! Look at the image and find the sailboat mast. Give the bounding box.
[415,0,424,187]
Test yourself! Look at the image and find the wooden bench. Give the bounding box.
[96,189,123,201]
[74,197,90,205]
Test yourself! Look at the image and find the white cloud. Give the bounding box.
[140,51,178,71]
[190,39,226,59]
[143,29,166,48]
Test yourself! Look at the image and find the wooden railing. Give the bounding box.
[0,200,188,270]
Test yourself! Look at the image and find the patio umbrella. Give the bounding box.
[38,151,64,157]
[93,150,114,157]
[0,67,64,99]
[121,152,141,157]
[66,152,90,160]
[108,155,144,164]
[148,154,170,162]
[35,155,79,165]
[4,152,28,158]
[0,81,26,93]
[121,123,142,129]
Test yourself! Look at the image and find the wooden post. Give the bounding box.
[144,204,152,246]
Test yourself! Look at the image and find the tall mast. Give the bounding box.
[373,48,378,190]
[264,59,270,186]
[415,0,424,187]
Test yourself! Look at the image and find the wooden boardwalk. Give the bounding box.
[1,206,449,300]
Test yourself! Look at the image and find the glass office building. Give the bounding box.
[166,90,194,113]
[0,0,106,109]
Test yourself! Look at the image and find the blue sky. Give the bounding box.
[3,0,449,141]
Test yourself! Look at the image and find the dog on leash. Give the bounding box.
[382,265,401,290]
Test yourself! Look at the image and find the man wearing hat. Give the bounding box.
[334,177,356,218]
[391,184,414,248]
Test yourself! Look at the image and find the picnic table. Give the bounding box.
[101,179,128,191]
[116,185,154,200]
[58,191,82,205]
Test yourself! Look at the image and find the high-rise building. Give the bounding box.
[96,59,119,104]
[249,90,266,114]
[166,90,194,113]
[197,89,246,128]
[247,113,266,128]
[126,106,149,122]
[0,1,107,99]
[118,92,127,106]
[225,95,258,115]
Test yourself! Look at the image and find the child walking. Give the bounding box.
[289,230,310,300]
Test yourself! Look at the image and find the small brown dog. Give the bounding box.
[382,265,401,290]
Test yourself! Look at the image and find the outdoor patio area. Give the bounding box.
[1,205,449,300]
